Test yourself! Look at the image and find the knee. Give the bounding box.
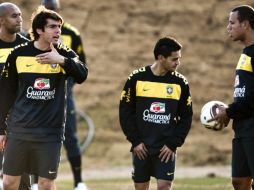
[39,178,55,190]
[232,179,240,190]
[232,178,251,190]
[157,180,172,190]
[3,182,16,190]
[134,182,149,190]
[3,177,20,190]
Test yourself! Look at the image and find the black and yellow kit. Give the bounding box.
[0,33,29,73]
[61,22,85,62]
[119,66,193,153]
[226,44,254,138]
[0,41,88,142]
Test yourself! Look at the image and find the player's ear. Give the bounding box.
[242,20,250,30]
[158,55,165,61]
[36,28,43,35]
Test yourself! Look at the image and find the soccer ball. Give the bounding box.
[200,100,228,131]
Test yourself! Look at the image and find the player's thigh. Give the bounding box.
[3,174,21,190]
[232,138,251,177]
[30,141,62,179]
[132,153,151,183]
[3,138,28,175]
[153,155,175,181]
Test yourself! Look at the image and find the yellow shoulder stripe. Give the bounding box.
[236,54,253,72]
[0,48,13,63]
[61,35,72,47]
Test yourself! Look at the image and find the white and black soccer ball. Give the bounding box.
[200,100,228,131]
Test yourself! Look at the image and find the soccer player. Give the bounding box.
[211,5,254,190]
[29,1,88,190]
[0,2,31,190]
[0,5,88,190]
[119,37,193,190]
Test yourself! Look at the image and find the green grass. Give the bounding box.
[56,177,232,190]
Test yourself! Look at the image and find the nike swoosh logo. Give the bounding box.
[48,171,57,174]
[26,64,33,67]
[143,89,149,91]
[0,55,4,58]
[167,172,174,176]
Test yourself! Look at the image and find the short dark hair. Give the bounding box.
[232,5,254,30]
[153,37,182,60]
[30,5,63,40]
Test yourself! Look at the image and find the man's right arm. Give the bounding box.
[0,53,18,135]
[119,77,142,148]
[226,89,254,119]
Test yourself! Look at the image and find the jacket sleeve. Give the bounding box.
[226,57,254,119]
[166,83,193,151]
[226,89,254,119]
[0,53,18,135]
[119,76,142,148]
[59,46,88,84]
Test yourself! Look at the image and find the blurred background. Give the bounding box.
[2,0,254,177]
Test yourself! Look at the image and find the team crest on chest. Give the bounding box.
[166,86,173,94]
[51,64,57,69]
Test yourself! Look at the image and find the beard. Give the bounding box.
[7,26,21,34]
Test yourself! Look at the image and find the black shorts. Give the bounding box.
[132,153,175,183]
[232,138,254,178]
[3,137,62,179]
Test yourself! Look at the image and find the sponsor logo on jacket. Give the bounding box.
[150,102,165,113]
[143,102,171,124]
[34,78,50,90]
[26,78,55,100]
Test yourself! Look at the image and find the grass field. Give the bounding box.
[56,177,232,190]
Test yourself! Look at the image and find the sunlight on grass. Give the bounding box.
[56,177,232,190]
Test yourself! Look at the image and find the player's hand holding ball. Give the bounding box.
[200,100,229,131]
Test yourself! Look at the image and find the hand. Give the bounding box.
[159,145,175,163]
[208,104,230,126]
[0,135,7,151]
[133,143,148,160]
[36,43,65,65]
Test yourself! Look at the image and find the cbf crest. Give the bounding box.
[166,85,173,95]
[51,64,57,69]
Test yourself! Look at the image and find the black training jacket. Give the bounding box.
[119,66,193,153]
[0,33,29,73]
[0,41,88,142]
[226,44,254,138]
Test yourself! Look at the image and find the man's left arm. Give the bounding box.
[36,43,88,84]
[166,83,193,151]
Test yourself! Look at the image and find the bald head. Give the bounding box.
[0,2,20,17]
[0,2,22,34]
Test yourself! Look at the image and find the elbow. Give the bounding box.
[75,69,88,84]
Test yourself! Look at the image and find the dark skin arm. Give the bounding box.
[208,104,230,126]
